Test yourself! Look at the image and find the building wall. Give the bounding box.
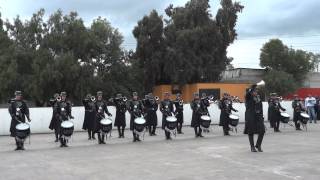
[153,83,251,102]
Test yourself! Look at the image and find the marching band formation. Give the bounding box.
[6,81,313,152]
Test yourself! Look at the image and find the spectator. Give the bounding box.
[305,94,317,123]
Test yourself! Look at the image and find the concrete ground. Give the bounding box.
[0,123,319,180]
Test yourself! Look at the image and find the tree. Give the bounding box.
[264,70,297,96]
[260,39,315,95]
[133,10,164,93]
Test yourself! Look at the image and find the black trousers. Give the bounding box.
[15,138,24,149]
[165,130,171,139]
[97,132,105,143]
[148,125,156,135]
[87,130,95,139]
[194,126,202,137]
[177,122,183,133]
[273,120,280,131]
[117,126,125,137]
[248,133,264,148]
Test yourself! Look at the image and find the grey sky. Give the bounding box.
[0,0,319,68]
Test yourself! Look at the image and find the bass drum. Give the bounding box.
[61,121,74,137]
[100,118,113,133]
[229,114,239,127]
[280,112,290,123]
[166,116,177,130]
[134,117,146,133]
[200,115,211,128]
[300,112,309,124]
[16,123,30,139]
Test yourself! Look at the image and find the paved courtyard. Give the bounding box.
[0,123,319,180]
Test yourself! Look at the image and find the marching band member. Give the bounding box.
[219,93,238,136]
[49,93,60,142]
[8,91,31,150]
[128,92,144,142]
[269,93,286,132]
[144,93,158,136]
[95,91,112,144]
[292,95,304,131]
[190,93,203,138]
[113,94,127,138]
[244,85,265,152]
[173,93,184,134]
[160,92,175,140]
[58,92,74,147]
[82,93,97,140]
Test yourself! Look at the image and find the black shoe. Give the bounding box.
[152,133,157,136]
[60,144,64,148]
[296,128,302,131]
[102,141,106,144]
[137,138,141,142]
[15,147,21,151]
[55,139,59,142]
[88,137,92,140]
[119,135,122,138]
[198,134,204,138]
[251,147,257,152]
[255,146,263,152]
[92,137,96,140]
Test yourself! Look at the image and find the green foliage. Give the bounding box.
[260,39,316,96]
[264,70,297,96]
[134,0,243,88]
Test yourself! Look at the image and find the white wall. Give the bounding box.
[0,101,294,135]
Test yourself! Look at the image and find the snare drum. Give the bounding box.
[166,116,177,130]
[280,112,290,123]
[300,112,309,124]
[134,117,146,132]
[61,121,74,137]
[229,114,239,127]
[200,115,211,128]
[100,118,113,133]
[15,123,30,139]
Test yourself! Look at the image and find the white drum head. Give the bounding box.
[166,116,177,122]
[280,112,290,118]
[100,119,112,125]
[229,114,239,120]
[300,112,310,118]
[201,115,211,121]
[61,121,74,128]
[134,118,146,125]
[16,123,30,130]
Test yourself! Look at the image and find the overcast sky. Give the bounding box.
[1,0,320,68]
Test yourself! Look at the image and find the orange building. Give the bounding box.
[153,83,251,102]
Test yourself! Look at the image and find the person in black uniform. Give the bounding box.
[144,93,158,136]
[8,91,31,150]
[58,92,74,147]
[82,94,97,140]
[267,93,276,128]
[160,92,175,140]
[128,92,144,142]
[244,85,265,152]
[219,93,238,136]
[190,93,203,138]
[49,93,60,142]
[173,93,184,134]
[292,94,304,131]
[269,94,286,132]
[95,91,112,144]
[113,93,127,138]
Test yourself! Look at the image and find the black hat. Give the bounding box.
[53,93,60,99]
[60,91,67,96]
[14,91,22,96]
[132,92,138,96]
[116,93,122,98]
[86,93,92,99]
[193,92,199,97]
[97,91,103,96]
